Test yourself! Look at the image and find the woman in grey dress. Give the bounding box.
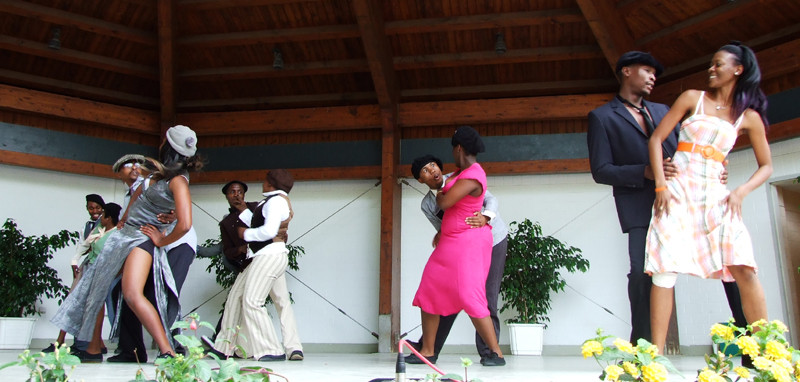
[52,125,201,359]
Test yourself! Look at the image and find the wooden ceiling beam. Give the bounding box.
[180,46,602,81]
[0,69,159,107]
[575,0,635,73]
[179,59,370,81]
[384,8,585,35]
[0,1,156,46]
[177,92,376,108]
[0,35,158,79]
[0,84,159,133]
[400,79,616,99]
[637,0,761,47]
[158,0,177,131]
[394,45,603,70]
[177,25,361,47]
[177,0,322,11]
[352,0,399,109]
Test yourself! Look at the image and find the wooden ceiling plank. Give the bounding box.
[0,1,156,45]
[177,104,383,135]
[636,0,760,47]
[575,0,635,73]
[0,69,159,106]
[177,25,361,47]
[0,35,158,79]
[179,59,370,81]
[400,79,617,99]
[177,91,376,108]
[0,84,159,133]
[158,0,177,130]
[177,0,323,11]
[384,9,585,35]
[399,94,612,127]
[352,0,399,108]
[394,45,603,70]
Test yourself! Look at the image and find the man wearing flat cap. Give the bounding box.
[210,169,304,362]
[587,51,747,344]
[112,154,146,217]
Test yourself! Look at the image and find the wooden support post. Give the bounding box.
[157,0,176,134]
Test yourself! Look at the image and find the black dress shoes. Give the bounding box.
[41,343,58,353]
[404,353,437,364]
[71,349,103,363]
[257,354,286,362]
[481,352,505,366]
[288,350,304,361]
[107,351,147,363]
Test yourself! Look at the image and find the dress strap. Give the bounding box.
[694,91,705,115]
[732,111,746,129]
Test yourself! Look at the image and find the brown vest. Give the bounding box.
[248,193,292,253]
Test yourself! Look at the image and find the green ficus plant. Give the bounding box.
[500,219,589,324]
[0,218,79,317]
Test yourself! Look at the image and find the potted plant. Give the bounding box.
[0,218,79,349]
[500,218,589,355]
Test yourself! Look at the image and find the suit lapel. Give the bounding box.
[612,97,648,138]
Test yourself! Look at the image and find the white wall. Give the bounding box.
[1,136,798,351]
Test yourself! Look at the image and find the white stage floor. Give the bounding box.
[0,349,715,381]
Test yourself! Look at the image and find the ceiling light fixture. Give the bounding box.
[48,27,61,50]
[494,33,507,54]
[273,47,284,70]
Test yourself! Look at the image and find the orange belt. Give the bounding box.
[676,142,725,162]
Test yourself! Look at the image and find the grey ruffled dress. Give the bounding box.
[51,174,185,347]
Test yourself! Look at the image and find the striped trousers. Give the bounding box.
[214,243,291,358]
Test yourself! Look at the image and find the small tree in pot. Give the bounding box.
[0,218,79,349]
[500,219,589,354]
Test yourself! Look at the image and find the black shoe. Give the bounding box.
[71,349,103,363]
[41,343,58,353]
[107,351,146,363]
[101,346,108,355]
[156,352,175,361]
[204,346,229,360]
[288,350,304,361]
[405,353,437,364]
[257,354,286,362]
[481,352,505,367]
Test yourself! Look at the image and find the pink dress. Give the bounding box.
[645,92,756,281]
[413,162,493,318]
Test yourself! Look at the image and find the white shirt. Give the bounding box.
[239,190,290,243]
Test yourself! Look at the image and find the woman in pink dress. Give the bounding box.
[412,126,505,365]
[645,42,772,353]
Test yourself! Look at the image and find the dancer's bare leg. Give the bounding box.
[650,285,674,354]
[87,307,105,354]
[470,316,503,357]
[123,248,174,355]
[419,311,440,357]
[727,266,767,324]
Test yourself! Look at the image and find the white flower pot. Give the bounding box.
[507,323,545,355]
[0,317,37,349]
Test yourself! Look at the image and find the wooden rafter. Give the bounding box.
[384,9,584,35]
[636,0,761,47]
[0,69,158,106]
[400,79,616,99]
[177,0,321,11]
[177,25,361,47]
[352,0,398,108]
[158,0,177,130]
[0,35,157,79]
[575,0,635,73]
[178,92,376,109]
[179,59,371,81]
[0,1,156,45]
[0,84,159,133]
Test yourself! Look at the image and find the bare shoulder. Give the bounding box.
[741,109,766,134]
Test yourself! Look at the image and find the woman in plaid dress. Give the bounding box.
[644,42,772,353]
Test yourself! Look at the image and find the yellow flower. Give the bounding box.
[581,340,603,358]
[710,323,734,342]
[613,338,635,354]
[766,340,791,361]
[733,366,750,379]
[772,320,789,333]
[753,356,773,371]
[605,364,624,381]
[771,364,791,382]
[698,368,726,382]
[622,361,639,378]
[641,362,668,382]
[736,336,760,358]
[751,319,768,329]
[774,358,794,375]
[642,344,659,357]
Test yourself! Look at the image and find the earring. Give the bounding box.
[734,72,740,75]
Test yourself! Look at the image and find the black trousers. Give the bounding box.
[115,244,195,357]
[627,227,747,343]
[416,237,508,357]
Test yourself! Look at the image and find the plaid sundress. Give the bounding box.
[644,92,756,282]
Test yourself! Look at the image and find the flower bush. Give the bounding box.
[582,329,680,382]
[0,343,80,382]
[700,319,800,382]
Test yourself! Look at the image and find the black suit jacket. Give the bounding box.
[219,201,259,271]
[587,96,679,233]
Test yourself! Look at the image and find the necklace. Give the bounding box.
[715,104,728,110]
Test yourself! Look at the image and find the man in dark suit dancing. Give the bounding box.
[587,51,747,344]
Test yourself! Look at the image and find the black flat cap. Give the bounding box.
[411,155,443,179]
[615,51,664,77]
[85,194,105,207]
[222,180,248,195]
